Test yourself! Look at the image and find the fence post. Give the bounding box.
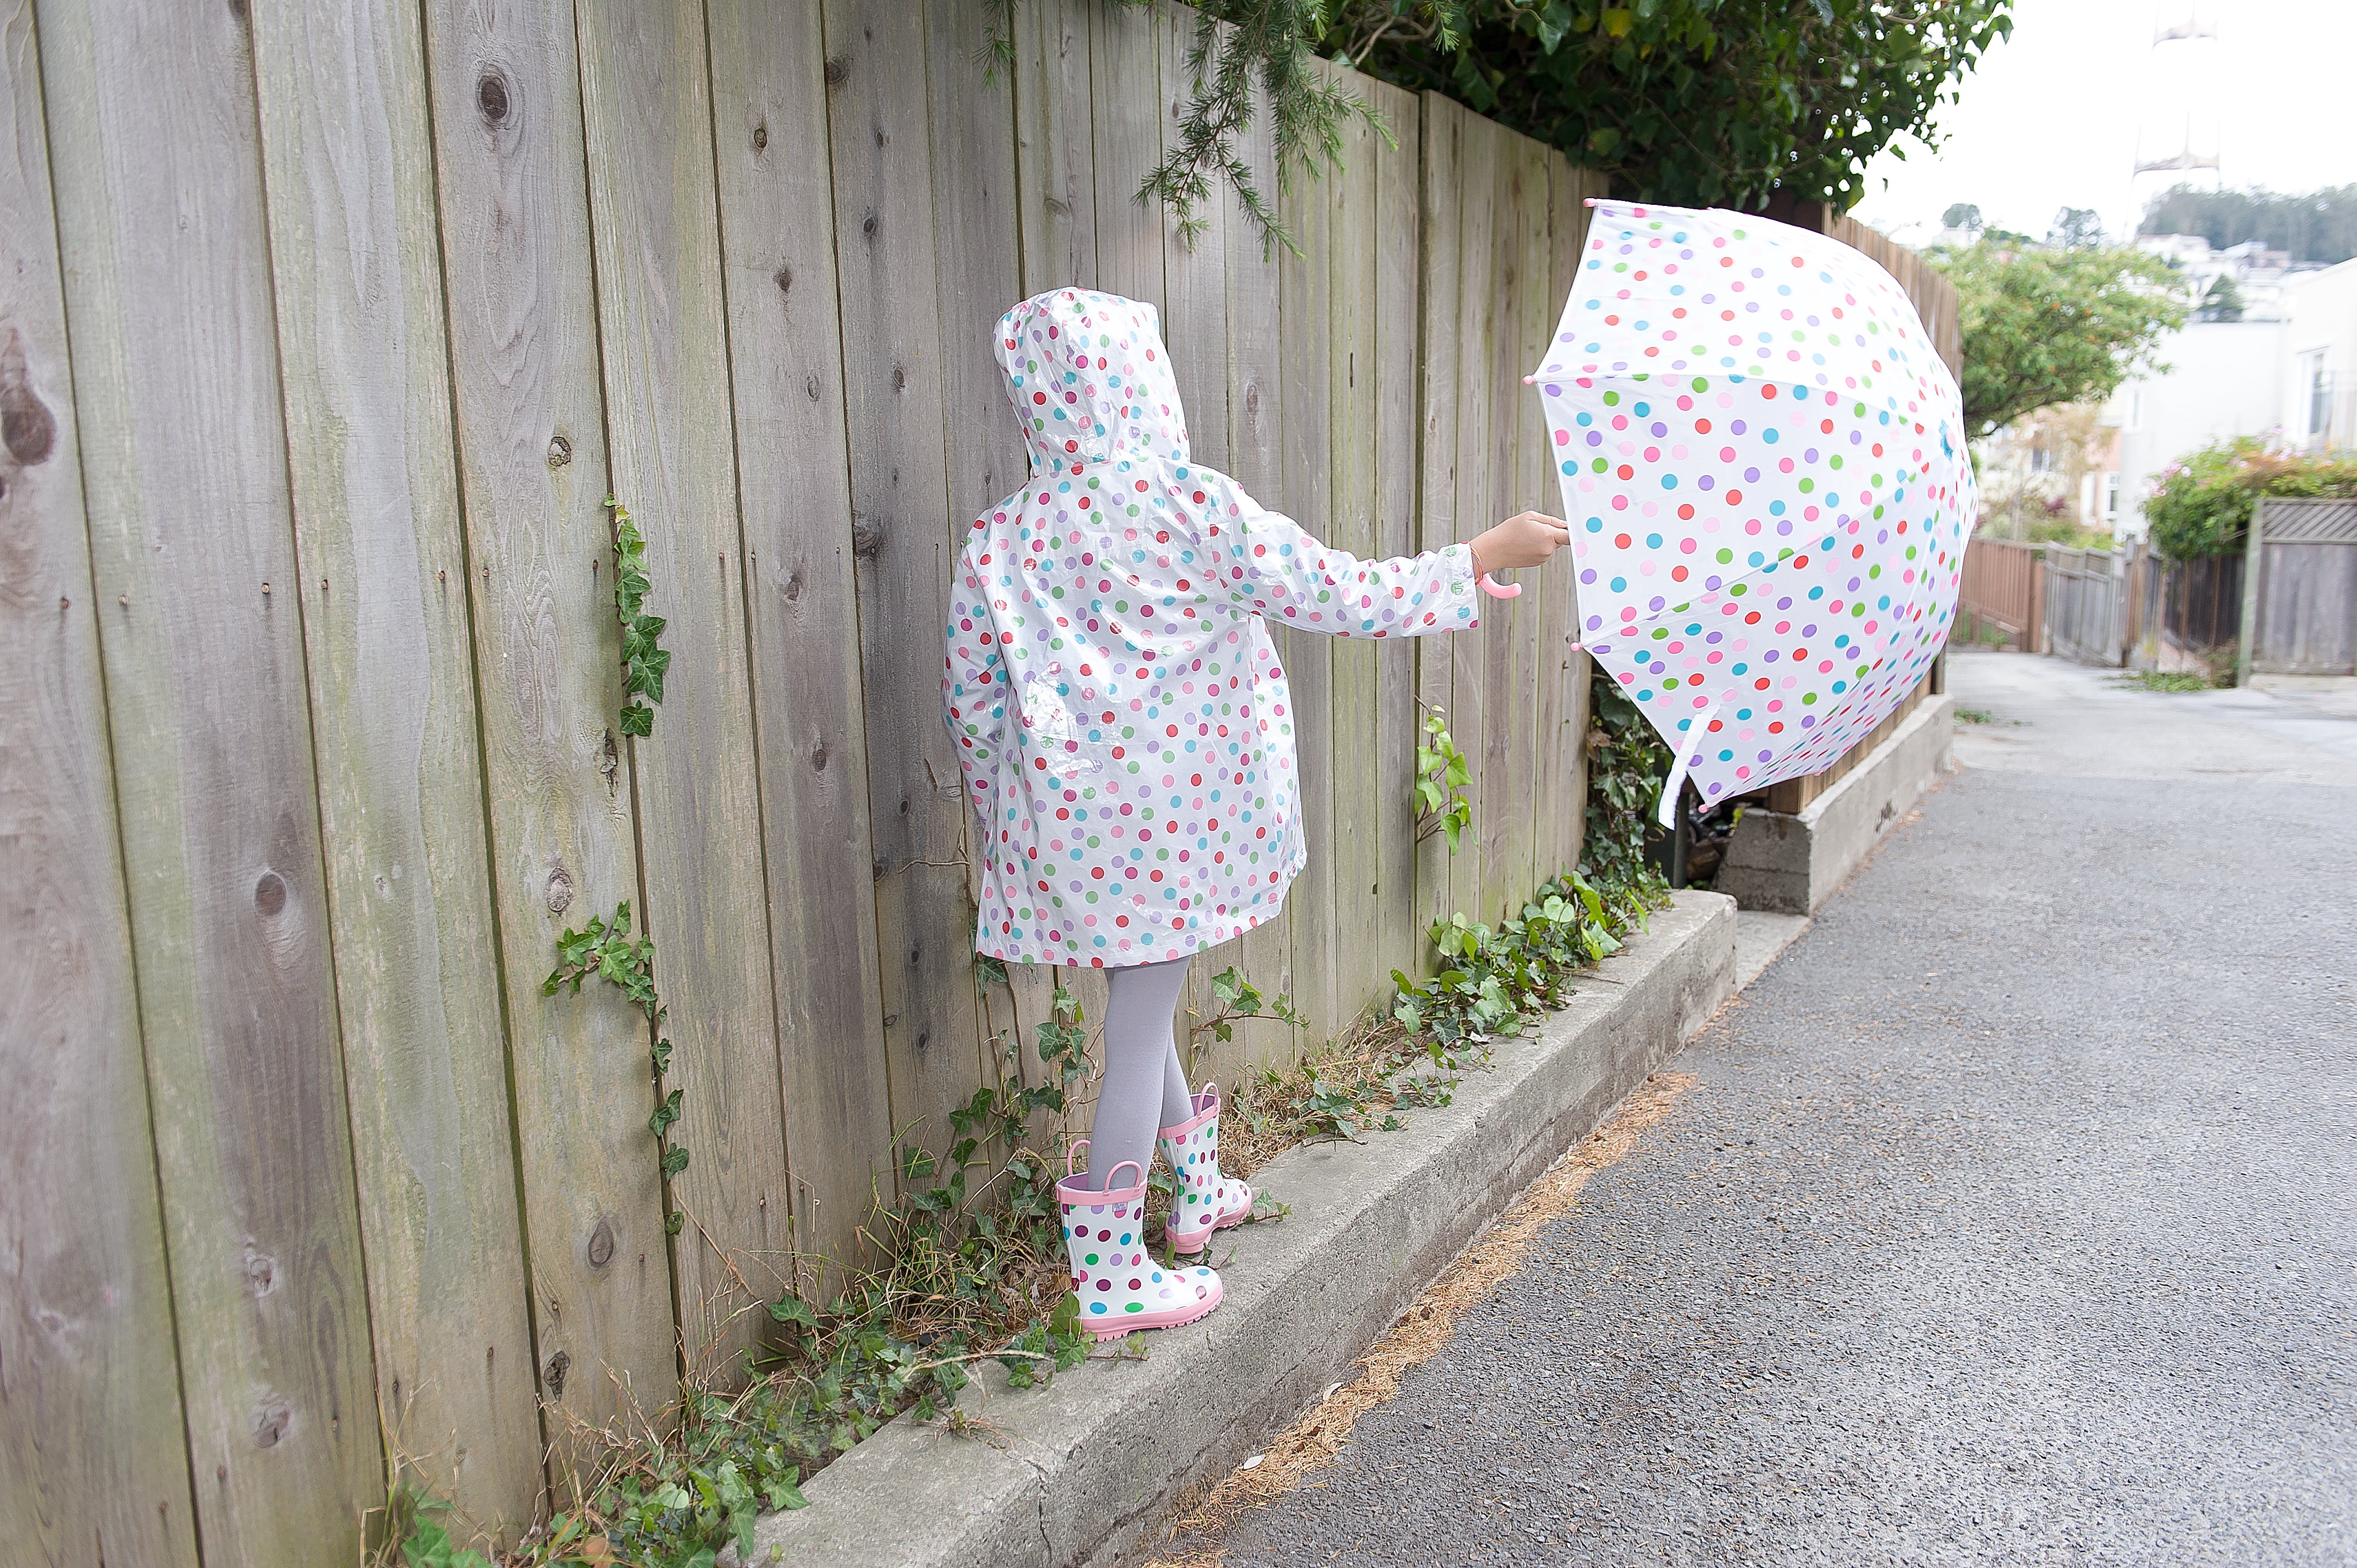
[2235,499,2265,687]
[2123,541,2144,663]
[2029,549,2049,656]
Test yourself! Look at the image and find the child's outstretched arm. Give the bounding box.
[1203,484,1569,638]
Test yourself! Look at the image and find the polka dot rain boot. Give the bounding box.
[1058,1144,1222,1340]
[1157,1083,1254,1256]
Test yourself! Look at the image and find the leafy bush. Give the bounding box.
[991,1,2015,250]
[1580,668,1675,901]
[1351,0,2014,214]
[2143,436,2357,560]
[1932,243,2186,436]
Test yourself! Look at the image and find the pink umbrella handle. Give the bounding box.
[1479,572,1521,600]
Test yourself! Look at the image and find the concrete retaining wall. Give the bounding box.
[1713,695,1956,915]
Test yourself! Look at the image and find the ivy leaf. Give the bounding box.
[619,702,654,737]
[661,1143,691,1178]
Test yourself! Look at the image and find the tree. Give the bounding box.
[1347,0,2016,213]
[2046,206,2104,249]
[2140,183,2357,265]
[1942,202,1984,233]
[2197,274,2245,323]
[1931,244,2187,436]
[986,1,2017,249]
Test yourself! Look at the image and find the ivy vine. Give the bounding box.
[611,497,670,738]
[543,497,686,1236]
[1413,704,1474,852]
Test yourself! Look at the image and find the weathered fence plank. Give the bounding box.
[1372,78,1424,985]
[824,0,987,1164]
[416,0,678,1445]
[577,0,795,1374]
[1444,110,1500,930]
[1497,133,1552,915]
[39,0,385,1556]
[1414,93,1465,958]
[247,0,544,1526]
[0,3,203,1559]
[1089,0,1163,302]
[705,0,894,1288]
[1160,11,1229,474]
[1277,65,1337,1037]
[1013,0,1099,295]
[1221,65,1293,1072]
[1327,99,1385,1017]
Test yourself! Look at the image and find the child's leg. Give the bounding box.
[1162,1036,1194,1125]
[1085,956,1195,1190]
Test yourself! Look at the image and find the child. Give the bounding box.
[943,290,1567,1338]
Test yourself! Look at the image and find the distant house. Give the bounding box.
[2092,234,2332,537]
[2280,257,2357,451]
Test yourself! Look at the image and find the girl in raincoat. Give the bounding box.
[943,290,1567,1337]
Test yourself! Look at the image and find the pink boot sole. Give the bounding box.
[1080,1271,1224,1340]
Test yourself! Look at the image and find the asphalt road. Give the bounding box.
[1211,655,2357,1566]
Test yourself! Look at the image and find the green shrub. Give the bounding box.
[2143,436,2357,559]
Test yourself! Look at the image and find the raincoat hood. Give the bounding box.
[996,289,1190,472]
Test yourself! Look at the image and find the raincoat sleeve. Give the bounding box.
[943,557,1009,830]
[1191,471,1483,638]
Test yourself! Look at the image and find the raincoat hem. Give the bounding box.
[970,844,1306,970]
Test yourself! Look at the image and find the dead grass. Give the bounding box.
[1143,1069,1699,1567]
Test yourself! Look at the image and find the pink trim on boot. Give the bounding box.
[1158,1082,1254,1252]
[1057,1156,1222,1340]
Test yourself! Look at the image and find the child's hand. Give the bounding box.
[1467,511,1571,576]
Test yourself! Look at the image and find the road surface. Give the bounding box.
[1207,654,2357,1566]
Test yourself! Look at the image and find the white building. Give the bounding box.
[2278,257,2357,451]
[2091,233,2342,535]
[2103,318,2285,535]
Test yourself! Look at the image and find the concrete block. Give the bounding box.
[1714,694,1955,914]
[726,893,1737,1568]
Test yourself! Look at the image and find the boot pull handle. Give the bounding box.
[1104,1160,1145,1193]
[1066,1138,1089,1179]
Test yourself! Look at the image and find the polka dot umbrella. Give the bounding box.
[1531,200,1974,826]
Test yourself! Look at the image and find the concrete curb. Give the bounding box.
[730,893,1736,1568]
[1713,693,1956,914]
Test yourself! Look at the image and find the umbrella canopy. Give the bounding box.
[1531,201,1974,824]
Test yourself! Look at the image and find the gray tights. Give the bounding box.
[1083,956,1198,1191]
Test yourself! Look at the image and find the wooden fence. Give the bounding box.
[2240,499,2357,677]
[1,0,1954,1554]
[1959,537,2045,651]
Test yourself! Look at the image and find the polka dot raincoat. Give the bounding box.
[943,290,1483,968]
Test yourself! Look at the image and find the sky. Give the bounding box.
[1849,0,2357,246]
